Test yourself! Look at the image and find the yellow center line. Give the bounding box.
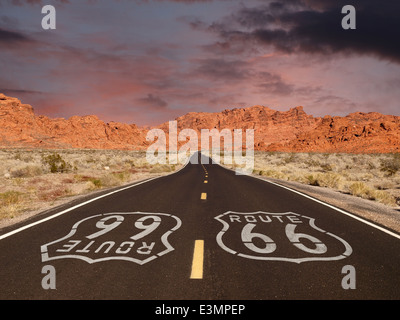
[201,192,207,200]
[190,240,204,279]
[204,180,208,183]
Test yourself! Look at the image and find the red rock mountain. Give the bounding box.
[160,105,317,145]
[268,112,400,153]
[1,93,399,153]
[0,94,148,150]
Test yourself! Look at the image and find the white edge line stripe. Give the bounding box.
[0,155,192,241]
[216,160,400,241]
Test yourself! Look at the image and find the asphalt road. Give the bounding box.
[0,152,399,300]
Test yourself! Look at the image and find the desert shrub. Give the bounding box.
[42,153,71,173]
[149,164,174,173]
[62,178,74,184]
[257,169,286,180]
[124,159,136,168]
[306,159,321,167]
[306,174,320,186]
[0,191,24,206]
[348,182,396,205]
[74,175,103,188]
[112,171,131,182]
[85,156,96,164]
[283,153,297,164]
[90,179,102,188]
[372,190,397,206]
[73,174,91,182]
[38,187,71,201]
[99,174,120,187]
[380,154,400,176]
[348,182,371,199]
[320,163,334,172]
[0,191,26,219]
[11,165,42,178]
[375,181,396,190]
[13,152,21,160]
[305,173,343,189]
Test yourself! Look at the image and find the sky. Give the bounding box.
[0,0,400,126]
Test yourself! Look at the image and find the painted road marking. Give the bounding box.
[218,161,400,241]
[204,180,208,183]
[201,193,207,200]
[190,240,204,279]
[215,211,352,264]
[41,212,182,265]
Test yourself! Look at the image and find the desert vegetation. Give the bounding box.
[1,149,399,225]
[250,152,400,207]
[0,149,179,222]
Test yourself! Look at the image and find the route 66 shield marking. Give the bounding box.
[215,211,352,263]
[41,212,182,265]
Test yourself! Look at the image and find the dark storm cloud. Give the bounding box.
[192,58,299,96]
[137,93,168,110]
[0,88,43,95]
[156,0,213,2]
[0,27,31,43]
[208,0,400,63]
[194,58,250,82]
[0,0,69,5]
[256,72,294,95]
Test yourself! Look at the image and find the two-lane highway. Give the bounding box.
[0,152,399,299]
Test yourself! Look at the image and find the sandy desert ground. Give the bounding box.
[0,149,179,226]
[250,151,400,206]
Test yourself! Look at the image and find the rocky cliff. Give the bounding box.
[0,94,148,150]
[267,112,400,153]
[158,105,318,149]
[1,93,399,153]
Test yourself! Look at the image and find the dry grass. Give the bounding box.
[2,149,399,224]
[246,152,400,207]
[0,149,180,222]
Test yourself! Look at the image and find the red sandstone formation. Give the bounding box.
[1,93,399,153]
[267,112,400,153]
[0,94,148,150]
